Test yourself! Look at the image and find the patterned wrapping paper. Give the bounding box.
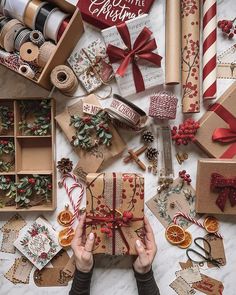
[181,0,200,113]
[68,39,114,93]
[85,173,145,255]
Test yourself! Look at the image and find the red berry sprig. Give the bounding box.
[218,18,236,39]
[171,118,200,145]
[179,170,192,185]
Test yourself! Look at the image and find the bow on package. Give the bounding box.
[106,23,162,94]
[211,173,236,212]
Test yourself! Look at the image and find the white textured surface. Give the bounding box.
[0,0,236,294]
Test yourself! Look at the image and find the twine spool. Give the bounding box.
[3,21,24,52]
[24,0,47,29]
[0,18,21,48]
[14,28,31,51]
[38,41,55,67]
[19,64,35,79]
[29,30,45,46]
[19,41,39,65]
[50,65,78,96]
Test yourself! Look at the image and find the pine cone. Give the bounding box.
[146,147,159,161]
[142,130,154,143]
[57,158,73,175]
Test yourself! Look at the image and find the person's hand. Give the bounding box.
[71,213,95,273]
[133,216,157,274]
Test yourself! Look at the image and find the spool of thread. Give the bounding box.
[14,28,30,51]
[29,30,45,46]
[3,0,31,22]
[24,0,46,29]
[19,41,39,65]
[50,65,78,96]
[38,41,56,67]
[19,64,35,79]
[4,22,24,52]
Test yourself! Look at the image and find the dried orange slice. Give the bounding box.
[57,206,73,226]
[178,231,192,249]
[165,224,186,245]
[204,216,219,233]
[58,228,75,247]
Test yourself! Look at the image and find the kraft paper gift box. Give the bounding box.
[196,159,236,215]
[68,39,114,93]
[195,82,236,159]
[85,173,145,255]
[102,14,164,97]
[55,95,126,180]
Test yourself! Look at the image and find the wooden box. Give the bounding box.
[0,97,56,212]
[0,1,84,90]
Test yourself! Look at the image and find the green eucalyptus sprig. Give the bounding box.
[0,139,15,156]
[19,100,51,136]
[70,110,112,150]
[0,176,17,205]
[0,106,14,134]
[0,161,13,172]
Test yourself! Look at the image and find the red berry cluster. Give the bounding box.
[171,118,200,145]
[0,140,9,145]
[218,19,236,39]
[179,170,192,185]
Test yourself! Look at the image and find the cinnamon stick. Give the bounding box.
[124,145,147,163]
[128,150,146,171]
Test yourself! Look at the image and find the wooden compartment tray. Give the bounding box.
[0,97,56,212]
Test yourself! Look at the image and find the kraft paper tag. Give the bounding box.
[170,277,196,295]
[179,260,193,270]
[34,268,71,287]
[13,256,33,284]
[203,234,226,268]
[62,255,76,277]
[1,229,19,254]
[1,214,26,232]
[51,249,70,268]
[217,63,236,79]
[83,103,102,115]
[176,266,202,284]
[192,274,224,295]
[4,259,20,284]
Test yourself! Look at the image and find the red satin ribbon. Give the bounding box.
[209,103,236,158]
[106,23,162,93]
[211,173,236,212]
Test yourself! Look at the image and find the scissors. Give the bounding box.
[186,237,221,268]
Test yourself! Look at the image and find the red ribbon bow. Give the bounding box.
[211,173,236,212]
[209,103,236,158]
[106,23,162,94]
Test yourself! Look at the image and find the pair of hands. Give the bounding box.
[71,213,157,274]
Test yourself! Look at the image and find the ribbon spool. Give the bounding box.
[105,94,147,132]
[0,18,20,48]
[14,28,31,51]
[50,65,79,96]
[29,30,45,46]
[3,0,31,22]
[24,0,46,29]
[19,64,35,79]
[57,17,70,42]
[35,3,56,33]
[37,41,56,67]
[3,21,23,52]
[19,41,39,65]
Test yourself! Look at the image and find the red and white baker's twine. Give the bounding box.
[203,0,217,100]
[59,172,84,229]
[173,212,223,239]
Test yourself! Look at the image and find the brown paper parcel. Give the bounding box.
[195,81,236,159]
[55,95,126,179]
[196,159,236,215]
[85,173,145,255]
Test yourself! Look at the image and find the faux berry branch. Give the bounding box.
[19,100,51,136]
[0,106,14,135]
[0,139,15,156]
[70,110,112,150]
[16,175,52,207]
[0,176,16,205]
[171,118,200,145]
[179,170,192,185]
[218,18,236,39]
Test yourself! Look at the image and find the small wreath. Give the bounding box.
[0,106,14,135]
[70,110,112,150]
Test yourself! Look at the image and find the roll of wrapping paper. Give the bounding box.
[203,0,217,100]
[50,65,78,96]
[181,0,200,113]
[165,0,181,85]
[19,41,39,65]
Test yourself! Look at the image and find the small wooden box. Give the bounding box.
[0,1,84,90]
[0,97,56,212]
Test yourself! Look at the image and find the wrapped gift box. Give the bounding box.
[85,173,145,255]
[68,39,114,93]
[196,159,236,215]
[102,15,164,97]
[77,0,155,29]
[195,82,236,159]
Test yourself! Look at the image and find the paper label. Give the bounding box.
[193,274,224,295]
[83,103,102,115]
[203,234,226,268]
[1,229,19,253]
[176,266,202,284]
[13,257,33,284]
[170,277,196,295]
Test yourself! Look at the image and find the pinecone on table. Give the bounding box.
[57,158,73,175]
[146,147,159,161]
[142,130,154,143]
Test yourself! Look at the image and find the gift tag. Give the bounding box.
[13,256,33,284]
[34,268,71,287]
[192,274,224,295]
[203,234,226,268]
[170,277,196,295]
[50,249,70,268]
[218,44,236,64]
[1,229,19,254]
[83,103,102,116]
[176,266,202,284]
[217,63,236,79]
[1,214,26,231]
[4,259,20,284]
[179,260,193,270]
[62,255,76,277]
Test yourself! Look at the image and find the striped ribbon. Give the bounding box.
[203,0,217,100]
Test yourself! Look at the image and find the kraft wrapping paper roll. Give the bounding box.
[165,0,181,85]
[181,0,200,113]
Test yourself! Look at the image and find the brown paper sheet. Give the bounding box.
[165,0,181,85]
[181,0,200,113]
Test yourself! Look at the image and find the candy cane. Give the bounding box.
[173,212,222,239]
